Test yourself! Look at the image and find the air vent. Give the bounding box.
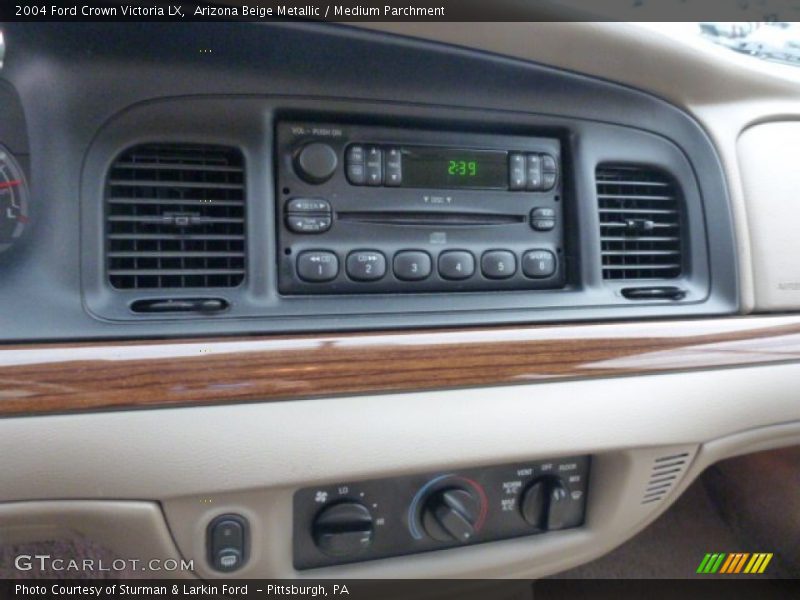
[106,143,246,290]
[641,452,690,505]
[597,165,682,280]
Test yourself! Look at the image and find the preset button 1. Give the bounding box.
[297,251,339,282]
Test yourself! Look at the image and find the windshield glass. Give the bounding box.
[699,22,800,66]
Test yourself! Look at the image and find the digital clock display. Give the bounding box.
[447,160,478,177]
[401,147,508,190]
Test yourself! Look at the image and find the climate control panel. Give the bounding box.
[293,455,589,569]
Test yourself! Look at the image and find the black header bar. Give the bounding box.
[3,0,800,22]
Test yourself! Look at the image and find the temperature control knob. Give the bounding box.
[294,142,338,184]
[312,502,374,557]
[421,487,481,543]
[520,476,571,531]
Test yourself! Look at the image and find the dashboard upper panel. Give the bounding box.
[0,23,737,341]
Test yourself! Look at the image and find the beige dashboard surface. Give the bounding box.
[738,122,800,310]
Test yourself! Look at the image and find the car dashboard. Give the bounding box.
[1,22,799,581]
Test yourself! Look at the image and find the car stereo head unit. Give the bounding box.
[276,121,565,295]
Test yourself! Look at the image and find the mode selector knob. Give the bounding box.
[312,502,374,558]
[421,488,480,543]
[520,476,570,531]
[294,142,338,184]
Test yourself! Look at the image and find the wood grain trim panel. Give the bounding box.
[3,315,800,417]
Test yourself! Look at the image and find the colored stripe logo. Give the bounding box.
[697,553,773,574]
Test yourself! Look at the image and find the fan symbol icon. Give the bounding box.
[315,491,328,503]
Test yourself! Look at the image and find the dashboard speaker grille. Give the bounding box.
[597,165,682,281]
[105,143,246,290]
[641,452,690,504]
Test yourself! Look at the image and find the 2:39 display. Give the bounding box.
[447,160,478,177]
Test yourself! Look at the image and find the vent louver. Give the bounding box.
[105,143,246,290]
[597,165,683,280]
[641,452,690,505]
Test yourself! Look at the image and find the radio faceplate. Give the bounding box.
[277,122,565,295]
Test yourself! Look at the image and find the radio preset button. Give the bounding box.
[481,250,517,279]
[509,153,526,190]
[522,250,557,278]
[297,251,339,282]
[439,251,475,280]
[385,147,402,187]
[394,251,432,281]
[365,146,383,186]
[346,250,387,281]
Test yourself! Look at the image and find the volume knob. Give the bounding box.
[421,487,480,543]
[294,142,338,184]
